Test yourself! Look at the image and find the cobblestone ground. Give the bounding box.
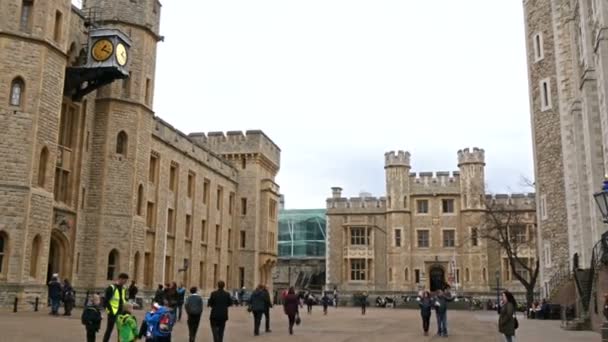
[0,306,600,341]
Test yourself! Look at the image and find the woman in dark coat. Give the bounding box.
[283,287,301,335]
[498,290,517,342]
[417,291,433,336]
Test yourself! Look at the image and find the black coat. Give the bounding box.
[249,289,269,312]
[48,280,62,300]
[208,289,233,322]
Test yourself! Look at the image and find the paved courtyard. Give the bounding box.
[0,306,600,341]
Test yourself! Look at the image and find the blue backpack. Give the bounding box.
[145,307,175,338]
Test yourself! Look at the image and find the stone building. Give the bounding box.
[0,0,280,308]
[326,149,536,298]
[523,0,608,330]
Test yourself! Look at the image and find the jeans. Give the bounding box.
[50,298,60,314]
[102,313,117,342]
[436,311,447,336]
[187,314,201,342]
[177,303,184,321]
[504,334,514,342]
[210,320,226,342]
[421,314,430,332]
[263,308,271,331]
[253,311,263,335]
[287,314,296,334]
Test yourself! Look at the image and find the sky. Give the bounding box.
[80,1,534,209]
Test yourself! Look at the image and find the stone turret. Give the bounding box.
[385,150,411,211]
[457,148,486,210]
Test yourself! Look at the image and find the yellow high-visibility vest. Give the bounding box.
[107,285,126,315]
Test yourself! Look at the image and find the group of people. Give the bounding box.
[47,273,75,316]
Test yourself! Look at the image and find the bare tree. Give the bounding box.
[479,194,539,309]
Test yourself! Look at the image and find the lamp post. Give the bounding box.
[495,270,500,314]
[592,179,608,341]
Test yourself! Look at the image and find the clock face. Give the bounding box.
[116,43,128,66]
[91,39,114,62]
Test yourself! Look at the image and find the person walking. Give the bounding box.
[283,287,301,335]
[185,287,203,342]
[82,294,102,342]
[48,274,62,315]
[433,289,454,337]
[417,291,433,336]
[248,284,267,336]
[306,292,314,314]
[62,278,75,316]
[102,272,129,342]
[208,280,233,342]
[321,292,331,315]
[165,282,179,311]
[262,285,273,333]
[128,280,138,302]
[177,284,186,321]
[498,290,517,342]
[360,292,368,315]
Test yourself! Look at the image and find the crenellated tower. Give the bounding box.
[457,148,486,211]
[385,151,411,211]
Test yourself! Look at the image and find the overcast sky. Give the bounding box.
[126,1,532,209]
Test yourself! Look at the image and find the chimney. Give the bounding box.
[331,187,343,199]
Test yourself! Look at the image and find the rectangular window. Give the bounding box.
[228,192,235,215]
[149,154,158,183]
[122,72,132,97]
[269,199,277,220]
[203,179,210,205]
[53,169,70,204]
[144,252,152,287]
[167,208,175,235]
[415,269,420,284]
[443,230,455,247]
[512,258,530,282]
[544,241,552,267]
[213,264,218,287]
[417,230,429,248]
[169,163,178,191]
[465,268,470,282]
[146,202,155,228]
[471,227,478,247]
[145,78,151,105]
[239,267,245,288]
[533,32,544,61]
[199,262,205,289]
[241,198,247,215]
[216,186,223,211]
[350,227,367,246]
[215,224,221,246]
[228,229,232,249]
[394,229,401,247]
[350,259,366,281]
[442,199,454,213]
[540,194,548,220]
[240,231,246,248]
[540,78,552,111]
[53,10,62,42]
[416,199,429,214]
[226,265,230,288]
[483,268,487,282]
[164,256,172,284]
[20,0,33,32]
[456,269,461,284]
[510,225,527,244]
[201,219,207,242]
[81,187,86,209]
[185,214,192,239]
[187,172,195,198]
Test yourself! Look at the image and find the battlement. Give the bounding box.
[326,187,387,210]
[189,130,281,169]
[457,147,485,166]
[485,193,536,209]
[384,150,411,168]
[152,117,238,181]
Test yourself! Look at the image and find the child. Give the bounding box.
[116,303,138,342]
[140,303,174,342]
[81,294,102,342]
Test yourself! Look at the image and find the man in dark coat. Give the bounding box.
[262,285,273,333]
[249,284,267,336]
[208,280,233,342]
[153,284,164,304]
[62,278,75,316]
[48,275,62,315]
[185,287,204,342]
[128,281,138,302]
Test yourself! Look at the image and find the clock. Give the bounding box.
[116,43,128,66]
[91,39,114,62]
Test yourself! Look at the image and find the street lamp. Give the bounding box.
[495,270,500,314]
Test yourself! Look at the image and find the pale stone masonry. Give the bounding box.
[326,149,536,297]
[0,0,279,308]
[523,0,608,331]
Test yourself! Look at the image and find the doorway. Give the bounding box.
[429,265,445,292]
[47,232,67,283]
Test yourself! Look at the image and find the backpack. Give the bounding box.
[146,307,174,338]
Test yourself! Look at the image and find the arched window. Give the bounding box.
[137,184,144,216]
[107,249,119,280]
[30,235,41,277]
[133,251,141,282]
[38,147,48,187]
[9,78,25,107]
[116,131,127,156]
[0,232,8,274]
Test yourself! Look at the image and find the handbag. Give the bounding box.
[295,313,301,325]
[513,314,519,330]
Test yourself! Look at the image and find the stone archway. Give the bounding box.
[429,265,446,292]
[47,231,69,283]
